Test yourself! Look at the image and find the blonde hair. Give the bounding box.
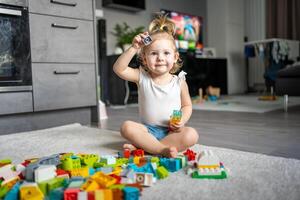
[140,14,183,74]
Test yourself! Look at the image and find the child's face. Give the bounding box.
[143,38,178,76]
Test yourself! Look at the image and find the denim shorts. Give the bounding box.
[144,124,169,140]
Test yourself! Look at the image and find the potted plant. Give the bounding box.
[111,22,145,52]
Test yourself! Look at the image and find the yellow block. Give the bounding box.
[95,189,113,200]
[197,165,220,169]
[69,167,89,178]
[20,185,44,200]
[80,179,100,192]
[92,172,117,188]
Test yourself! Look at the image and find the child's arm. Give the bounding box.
[170,80,192,131]
[113,32,149,83]
[180,80,193,124]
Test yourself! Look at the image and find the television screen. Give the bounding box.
[160,9,203,53]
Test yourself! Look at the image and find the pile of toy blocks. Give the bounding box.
[0,148,227,200]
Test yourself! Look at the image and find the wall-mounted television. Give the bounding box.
[160,9,203,53]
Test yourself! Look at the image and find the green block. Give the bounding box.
[80,154,99,167]
[156,166,169,179]
[116,158,129,166]
[0,159,12,165]
[151,157,160,164]
[93,162,105,168]
[0,185,10,198]
[48,177,66,191]
[38,181,49,195]
[191,170,227,179]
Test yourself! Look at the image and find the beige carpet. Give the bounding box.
[1,124,300,200]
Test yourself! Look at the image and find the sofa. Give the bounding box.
[275,64,300,96]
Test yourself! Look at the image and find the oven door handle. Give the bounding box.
[51,23,78,29]
[0,8,22,16]
[50,0,77,7]
[54,70,80,75]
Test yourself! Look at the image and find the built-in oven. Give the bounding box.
[0,0,32,92]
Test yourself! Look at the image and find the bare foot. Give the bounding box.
[162,147,178,158]
[123,143,137,151]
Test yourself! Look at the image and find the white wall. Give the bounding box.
[95,0,206,55]
[207,0,246,94]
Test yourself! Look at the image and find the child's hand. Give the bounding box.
[132,32,150,49]
[169,120,184,132]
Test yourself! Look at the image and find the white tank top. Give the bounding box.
[138,68,187,127]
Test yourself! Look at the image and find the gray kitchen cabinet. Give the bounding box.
[0,92,33,115]
[32,63,96,111]
[29,0,97,112]
[30,14,95,63]
[28,0,93,20]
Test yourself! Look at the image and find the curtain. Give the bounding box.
[266,0,300,40]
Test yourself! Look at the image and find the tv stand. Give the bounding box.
[180,53,228,97]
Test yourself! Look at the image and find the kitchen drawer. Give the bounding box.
[30,14,95,63]
[32,63,97,111]
[29,0,93,20]
[0,92,33,115]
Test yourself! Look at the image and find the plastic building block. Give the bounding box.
[123,186,139,200]
[112,188,123,200]
[80,179,100,192]
[132,149,144,157]
[80,154,99,167]
[20,183,44,200]
[183,149,197,161]
[48,187,64,200]
[197,150,220,168]
[48,177,67,192]
[0,159,12,167]
[34,165,56,183]
[38,154,61,166]
[68,180,85,188]
[0,164,19,183]
[77,191,88,200]
[0,185,10,199]
[56,168,69,179]
[3,181,21,200]
[100,156,116,165]
[176,155,187,168]
[64,188,80,200]
[69,167,89,178]
[191,168,227,179]
[61,156,81,171]
[95,189,113,200]
[156,166,168,179]
[134,172,154,186]
[91,172,117,188]
[159,158,180,172]
[170,110,182,124]
[123,149,131,159]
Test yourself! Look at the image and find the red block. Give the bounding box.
[64,188,80,200]
[183,149,196,161]
[123,149,131,158]
[133,149,144,157]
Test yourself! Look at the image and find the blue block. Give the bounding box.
[123,186,139,200]
[49,187,64,200]
[4,182,21,200]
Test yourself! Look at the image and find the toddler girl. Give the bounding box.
[113,15,199,158]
